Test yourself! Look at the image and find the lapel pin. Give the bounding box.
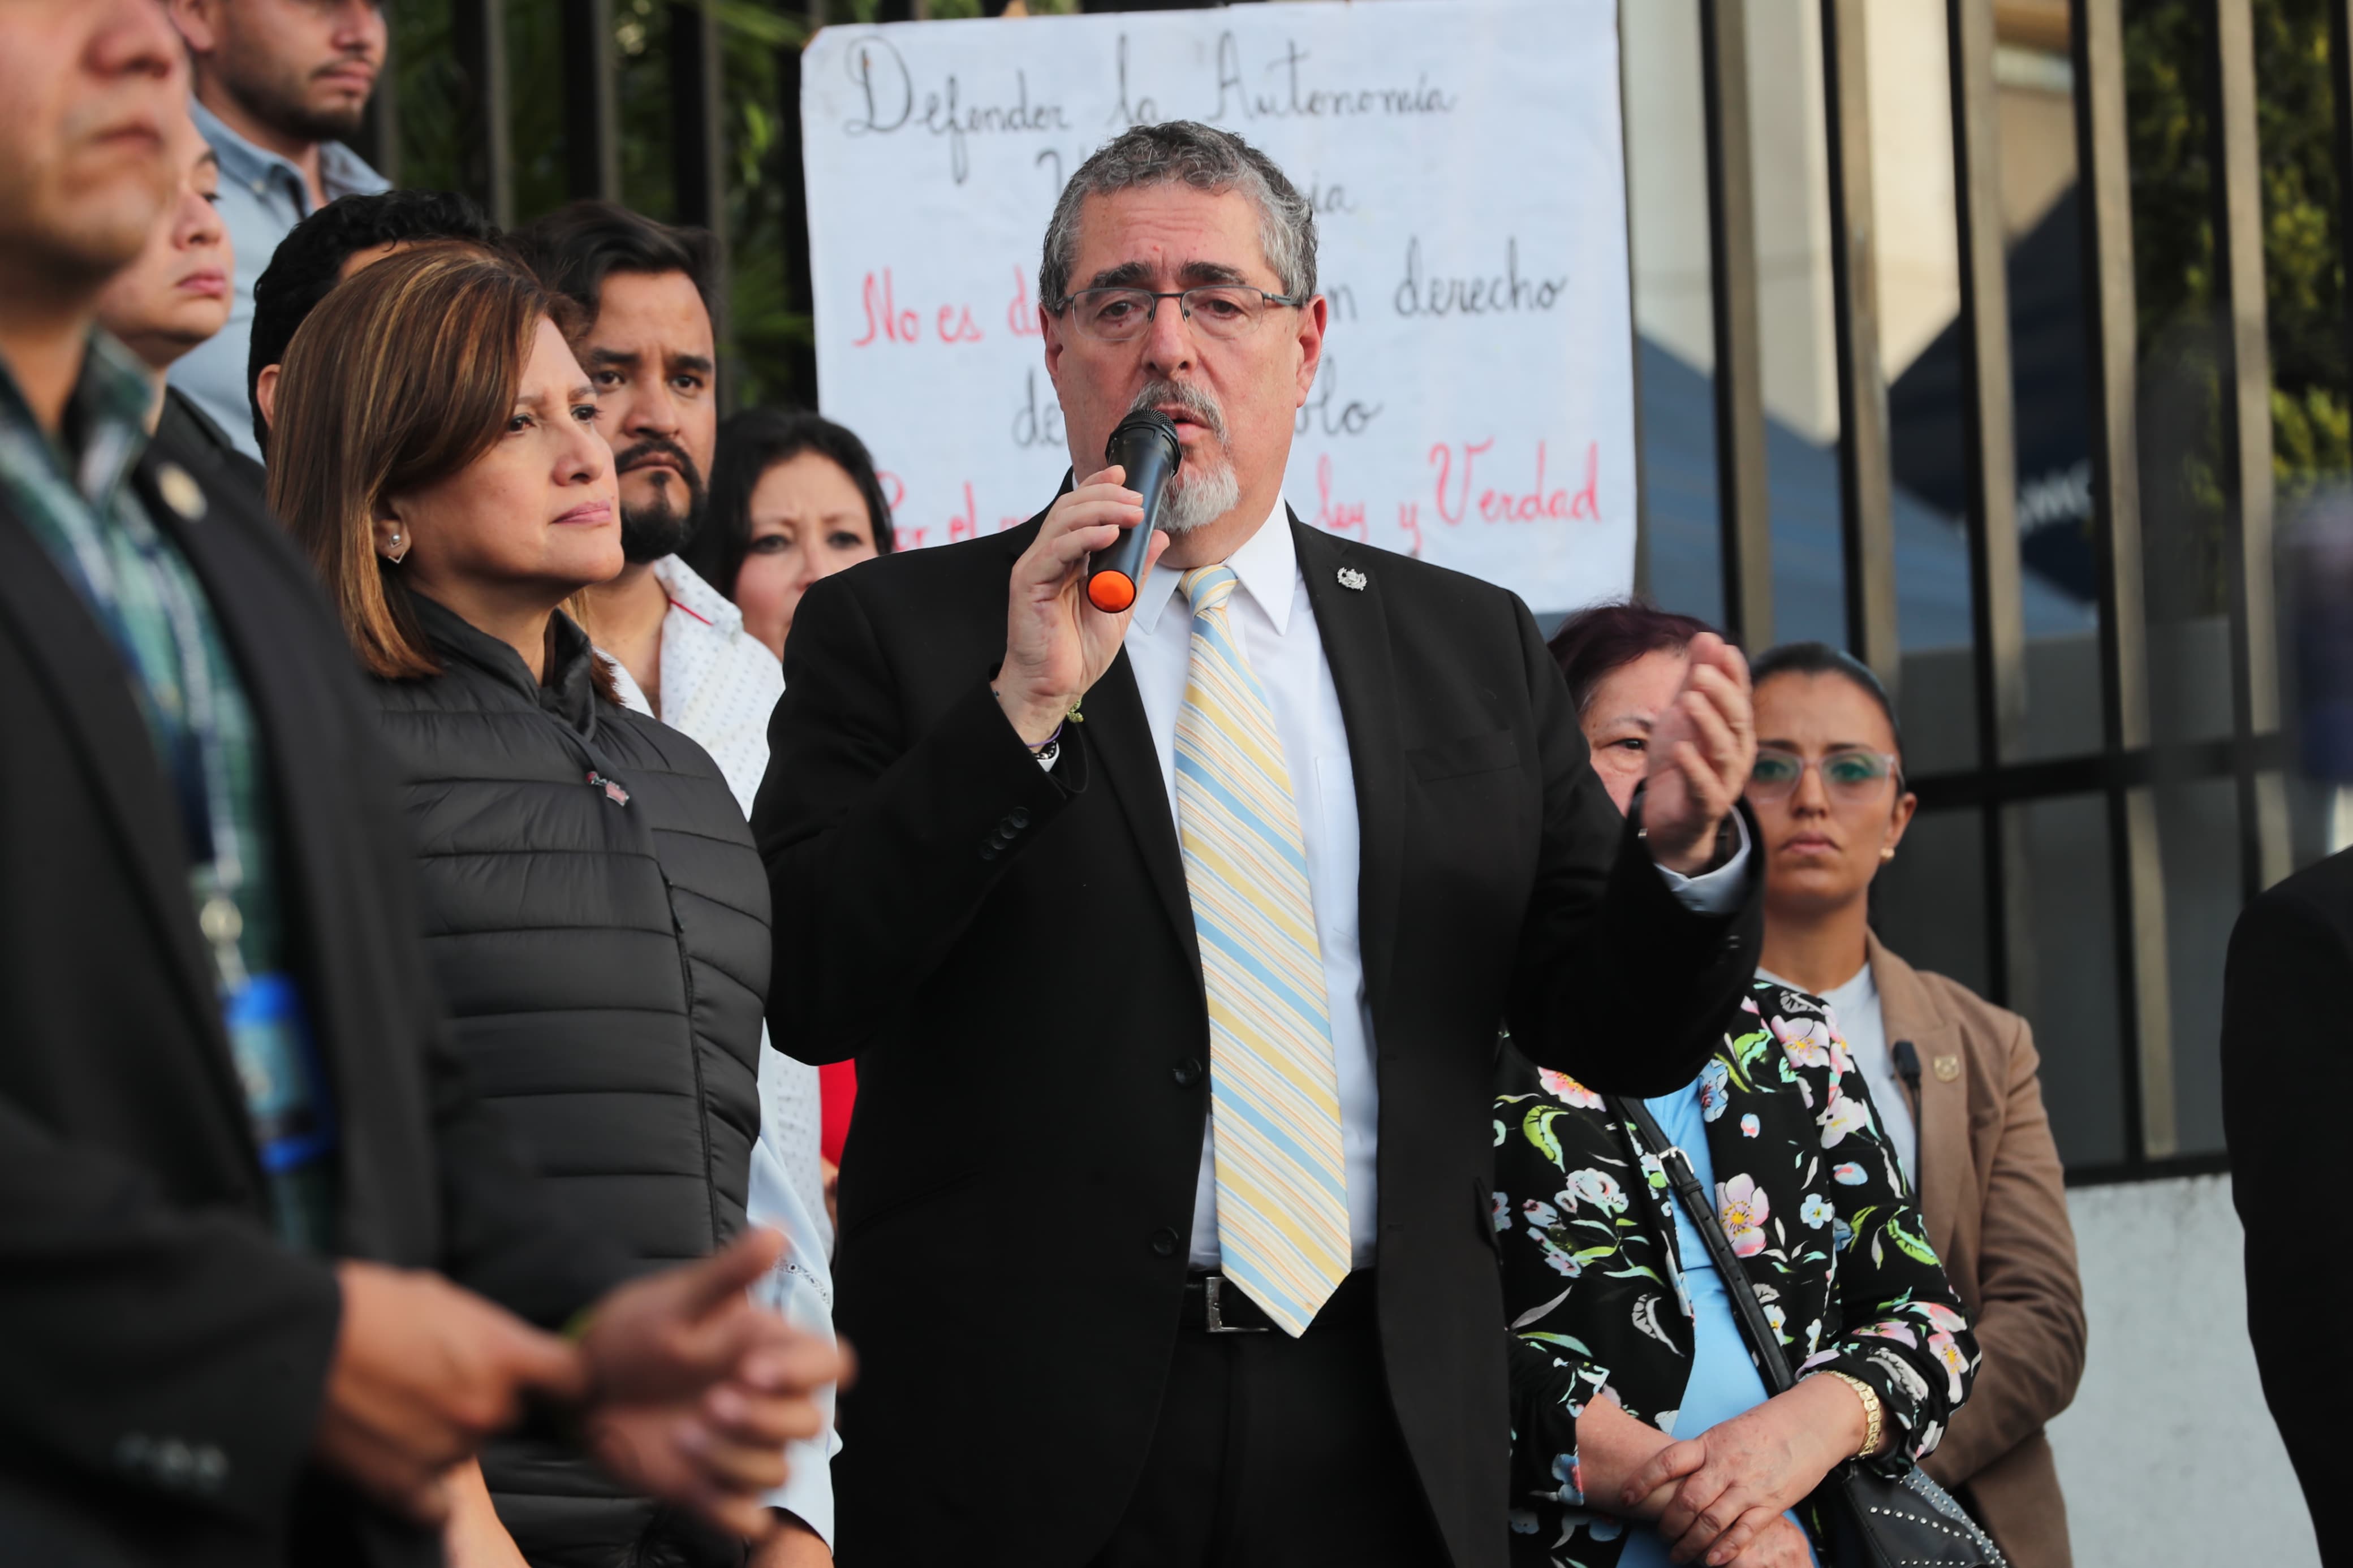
[1932,1055,1962,1082]
[1337,566,1368,592]
[156,462,206,522]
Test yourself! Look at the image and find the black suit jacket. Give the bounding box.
[2222,849,2353,1566]
[156,385,269,504]
[756,510,1760,1568]
[0,417,630,1567]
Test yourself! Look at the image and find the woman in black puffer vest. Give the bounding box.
[274,245,770,1568]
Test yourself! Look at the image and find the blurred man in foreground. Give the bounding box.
[0,7,841,1564]
[164,0,390,457]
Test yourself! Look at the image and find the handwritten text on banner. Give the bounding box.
[800,0,1634,611]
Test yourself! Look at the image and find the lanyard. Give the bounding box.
[49,469,251,990]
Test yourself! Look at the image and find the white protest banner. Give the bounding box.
[800,0,1633,611]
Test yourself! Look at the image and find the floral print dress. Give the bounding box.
[1497,980,1979,1567]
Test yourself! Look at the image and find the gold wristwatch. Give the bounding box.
[1812,1370,1884,1459]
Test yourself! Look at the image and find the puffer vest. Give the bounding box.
[372,593,769,1567]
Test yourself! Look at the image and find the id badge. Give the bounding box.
[223,972,334,1174]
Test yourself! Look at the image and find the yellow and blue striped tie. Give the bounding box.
[1175,564,1349,1336]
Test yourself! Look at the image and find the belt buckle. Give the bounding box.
[1203,1275,1269,1334]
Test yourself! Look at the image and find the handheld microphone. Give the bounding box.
[1085,409,1183,614]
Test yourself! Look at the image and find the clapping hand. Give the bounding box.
[576,1230,851,1541]
[1639,633,1755,875]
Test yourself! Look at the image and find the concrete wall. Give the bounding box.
[2047,1175,2317,1567]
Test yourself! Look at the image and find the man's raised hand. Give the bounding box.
[998,464,1169,745]
[1640,632,1755,875]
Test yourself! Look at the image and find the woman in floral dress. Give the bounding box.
[1497,604,1977,1568]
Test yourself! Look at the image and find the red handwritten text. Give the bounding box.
[854,269,985,348]
[1428,437,1494,526]
[1007,267,1042,338]
[1396,501,1424,558]
[1428,439,1599,526]
[1313,454,1367,539]
[854,270,919,346]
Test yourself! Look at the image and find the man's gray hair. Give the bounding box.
[1038,122,1317,309]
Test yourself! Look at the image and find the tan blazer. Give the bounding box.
[1869,933,2087,1568]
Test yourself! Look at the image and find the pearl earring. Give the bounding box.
[1880,846,1895,862]
[384,529,409,565]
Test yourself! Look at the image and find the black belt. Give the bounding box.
[1179,1269,1378,1334]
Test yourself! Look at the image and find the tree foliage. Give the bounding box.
[383,1,1078,408]
[2124,0,2353,615]
[387,1,815,408]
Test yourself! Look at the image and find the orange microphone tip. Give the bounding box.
[1088,573,1137,613]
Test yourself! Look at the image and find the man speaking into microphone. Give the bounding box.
[755,122,1760,1568]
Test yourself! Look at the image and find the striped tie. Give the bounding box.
[1175,565,1350,1336]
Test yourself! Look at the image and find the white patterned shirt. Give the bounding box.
[598,556,838,1539]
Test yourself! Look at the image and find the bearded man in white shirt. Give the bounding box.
[512,201,837,1568]
[756,121,1765,1568]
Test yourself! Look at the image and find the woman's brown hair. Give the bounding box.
[268,241,583,680]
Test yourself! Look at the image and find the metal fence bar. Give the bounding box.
[2072,0,2177,1161]
[1820,0,1899,687]
[669,2,735,411]
[562,0,621,203]
[778,33,818,404]
[2337,2,2353,461]
[452,0,514,228]
[2209,0,2292,901]
[1698,0,1773,649]
[1621,2,1651,603]
[1948,0,2028,1005]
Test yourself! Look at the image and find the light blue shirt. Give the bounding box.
[1618,1078,1817,1568]
[169,99,389,461]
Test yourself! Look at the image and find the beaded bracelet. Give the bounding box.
[990,685,1065,754]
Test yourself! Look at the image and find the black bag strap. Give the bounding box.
[1611,1095,1796,1393]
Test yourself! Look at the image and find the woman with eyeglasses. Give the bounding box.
[1740,642,2084,1568]
[1497,608,1977,1568]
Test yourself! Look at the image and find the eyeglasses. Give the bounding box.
[1747,746,1902,802]
[1049,286,1309,344]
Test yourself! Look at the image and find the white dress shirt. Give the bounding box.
[1759,962,1917,1190]
[1119,503,1749,1269]
[602,556,788,819]
[597,555,839,1538]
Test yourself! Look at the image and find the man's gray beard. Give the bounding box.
[1157,458,1242,535]
[1122,378,1238,535]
